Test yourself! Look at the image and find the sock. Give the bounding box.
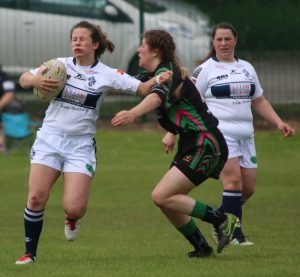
[220,190,242,237]
[190,201,226,226]
[24,207,44,257]
[177,218,210,251]
[189,200,207,219]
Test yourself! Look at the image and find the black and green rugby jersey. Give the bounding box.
[136,62,219,134]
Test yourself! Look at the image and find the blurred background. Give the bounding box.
[0,0,299,122]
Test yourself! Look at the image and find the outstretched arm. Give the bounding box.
[136,71,172,96]
[112,93,161,126]
[252,96,295,137]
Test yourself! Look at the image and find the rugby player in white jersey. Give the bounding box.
[15,20,171,265]
[192,22,294,245]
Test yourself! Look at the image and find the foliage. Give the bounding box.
[181,0,300,51]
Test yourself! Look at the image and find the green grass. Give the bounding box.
[0,129,299,276]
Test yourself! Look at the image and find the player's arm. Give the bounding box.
[136,71,172,96]
[19,67,59,92]
[252,95,295,137]
[112,93,161,126]
[0,91,14,110]
[162,132,177,154]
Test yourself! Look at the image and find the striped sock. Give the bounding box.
[24,207,44,257]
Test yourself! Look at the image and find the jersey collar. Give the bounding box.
[212,55,239,62]
[72,57,99,68]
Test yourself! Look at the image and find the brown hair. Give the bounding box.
[198,22,238,64]
[70,21,115,59]
[143,29,188,77]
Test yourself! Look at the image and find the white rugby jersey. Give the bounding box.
[31,57,140,136]
[193,57,263,139]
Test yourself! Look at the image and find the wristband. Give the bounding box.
[155,75,161,85]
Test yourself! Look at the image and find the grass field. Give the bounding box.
[0,129,299,276]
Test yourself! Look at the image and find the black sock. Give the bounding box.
[202,206,226,226]
[186,229,211,251]
[176,218,210,251]
[24,207,44,257]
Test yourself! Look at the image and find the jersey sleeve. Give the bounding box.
[250,64,263,99]
[194,66,208,98]
[108,69,141,95]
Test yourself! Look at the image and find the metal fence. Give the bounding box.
[1,0,299,118]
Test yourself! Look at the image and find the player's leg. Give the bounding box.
[62,172,92,241]
[241,167,256,202]
[232,138,257,245]
[62,136,96,241]
[16,164,60,265]
[152,166,238,253]
[161,208,213,258]
[219,157,243,241]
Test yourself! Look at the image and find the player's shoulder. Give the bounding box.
[237,58,255,70]
[192,58,212,79]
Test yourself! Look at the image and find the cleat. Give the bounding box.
[15,253,36,265]
[65,215,80,241]
[217,214,239,253]
[212,226,219,244]
[187,246,214,258]
[231,233,254,246]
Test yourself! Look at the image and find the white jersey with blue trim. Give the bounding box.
[31,57,140,136]
[193,57,263,139]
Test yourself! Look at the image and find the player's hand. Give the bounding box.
[111,110,136,127]
[157,70,172,85]
[32,65,59,93]
[278,122,295,137]
[162,132,176,153]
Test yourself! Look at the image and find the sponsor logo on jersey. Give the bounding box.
[242,69,251,78]
[74,73,86,81]
[230,83,252,98]
[192,66,202,78]
[88,76,96,87]
[216,74,229,80]
[63,85,87,104]
[230,69,242,75]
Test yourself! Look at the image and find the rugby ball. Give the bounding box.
[33,59,67,101]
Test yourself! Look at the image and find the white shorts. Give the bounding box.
[30,128,97,177]
[224,134,257,168]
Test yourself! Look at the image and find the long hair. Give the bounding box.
[198,22,238,64]
[144,29,188,78]
[70,21,115,59]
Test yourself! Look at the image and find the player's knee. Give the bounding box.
[64,206,86,219]
[151,190,166,207]
[27,192,48,209]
